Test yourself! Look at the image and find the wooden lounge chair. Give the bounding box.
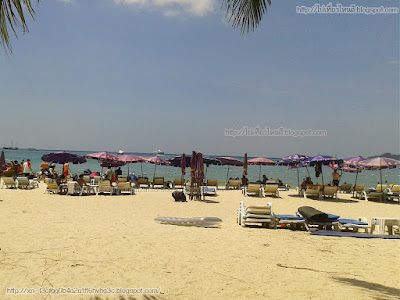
[152,177,165,188]
[237,201,276,228]
[138,177,150,188]
[322,186,338,199]
[304,185,321,199]
[1,177,17,189]
[264,184,279,198]
[16,177,36,189]
[339,183,352,193]
[173,178,185,188]
[97,181,112,195]
[226,179,240,190]
[117,182,135,195]
[244,184,264,197]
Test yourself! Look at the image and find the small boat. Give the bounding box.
[27,147,38,151]
[118,149,124,155]
[153,149,164,155]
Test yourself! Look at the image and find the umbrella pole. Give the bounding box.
[305,166,311,178]
[153,164,157,180]
[353,171,359,197]
[259,165,261,181]
[380,168,383,190]
[297,166,300,195]
[225,166,230,185]
[141,162,143,177]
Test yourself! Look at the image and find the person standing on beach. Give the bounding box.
[332,170,341,186]
[22,159,33,177]
[63,163,70,178]
[40,161,49,182]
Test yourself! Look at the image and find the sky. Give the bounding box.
[0,0,399,157]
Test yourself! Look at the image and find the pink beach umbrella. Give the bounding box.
[248,157,275,181]
[118,154,144,175]
[144,156,171,179]
[358,157,399,188]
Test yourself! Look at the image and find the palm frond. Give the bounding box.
[221,0,271,34]
[0,0,38,53]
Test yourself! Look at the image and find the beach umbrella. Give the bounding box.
[243,153,248,176]
[145,156,171,179]
[86,152,123,163]
[196,152,205,200]
[190,151,197,178]
[249,157,276,181]
[302,155,343,184]
[0,150,6,173]
[342,156,366,194]
[180,153,186,176]
[42,151,87,164]
[277,154,310,193]
[217,157,243,184]
[358,157,400,188]
[119,154,145,176]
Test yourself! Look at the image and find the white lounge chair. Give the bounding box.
[387,185,400,202]
[1,177,17,189]
[264,185,279,198]
[244,184,264,197]
[237,201,276,228]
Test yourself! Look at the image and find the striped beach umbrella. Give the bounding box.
[358,157,399,188]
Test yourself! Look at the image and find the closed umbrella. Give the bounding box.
[243,153,248,176]
[0,150,6,175]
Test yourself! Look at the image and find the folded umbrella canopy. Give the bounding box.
[42,151,87,164]
[0,150,6,172]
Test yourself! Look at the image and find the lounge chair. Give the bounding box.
[91,176,101,185]
[117,182,135,195]
[237,201,276,228]
[206,179,219,190]
[264,185,279,198]
[1,177,17,189]
[200,186,217,196]
[352,184,365,199]
[67,181,82,195]
[339,183,352,193]
[118,176,127,183]
[371,217,400,235]
[244,184,264,197]
[297,206,340,231]
[226,179,240,190]
[97,180,113,195]
[375,184,387,192]
[338,217,370,233]
[322,186,338,199]
[303,185,321,199]
[83,176,91,185]
[151,177,165,188]
[173,178,185,188]
[44,181,60,194]
[363,191,385,202]
[275,215,306,230]
[16,177,36,189]
[386,185,400,202]
[138,178,150,188]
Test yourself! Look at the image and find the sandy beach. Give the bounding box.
[0,184,399,300]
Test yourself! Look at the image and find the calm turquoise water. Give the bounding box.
[2,149,399,189]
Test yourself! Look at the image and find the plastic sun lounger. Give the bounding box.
[339,184,352,193]
[44,181,60,194]
[264,185,279,198]
[117,182,135,195]
[97,181,113,195]
[138,178,150,188]
[155,217,222,227]
[386,185,400,203]
[1,177,17,189]
[322,186,338,199]
[152,177,165,188]
[237,201,276,228]
[338,218,371,233]
[226,180,240,190]
[304,185,321,199]
[275,214,306,230]
[201,186,217,196]
[173,178,185,188]
[297,206,340,231]
[206,179,219,190]
[16,177,36,189]
[244,184,264,197]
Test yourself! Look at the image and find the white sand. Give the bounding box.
[0,183,399,300]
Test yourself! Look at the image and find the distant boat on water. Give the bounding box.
[3,140,19,150]
[27,147,38,151]
[118,149,124,155]
[153,149,164,155]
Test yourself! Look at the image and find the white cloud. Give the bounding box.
[114,0,216,17]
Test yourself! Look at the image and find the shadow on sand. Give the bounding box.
[333,277,400,299]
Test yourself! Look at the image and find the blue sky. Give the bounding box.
[1,0,399,157]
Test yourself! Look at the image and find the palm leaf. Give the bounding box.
[221,0,271,34]
[0,0,38,53]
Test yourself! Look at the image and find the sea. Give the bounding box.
[2,149,399,189]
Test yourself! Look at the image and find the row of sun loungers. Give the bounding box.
[1,176,39,189]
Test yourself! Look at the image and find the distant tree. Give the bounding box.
[1,0,271,53]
